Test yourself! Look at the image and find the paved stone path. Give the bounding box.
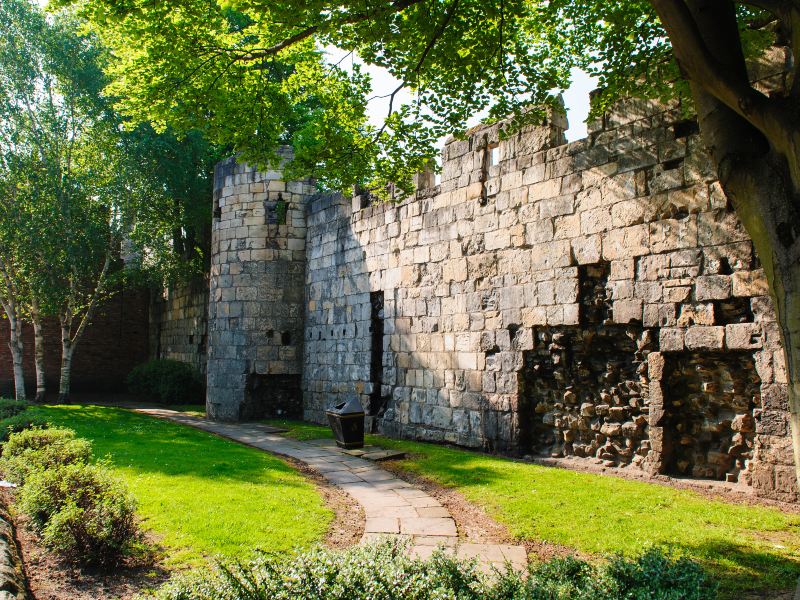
[134,408,527,572]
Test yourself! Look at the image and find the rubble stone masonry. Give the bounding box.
[196,97,797,501]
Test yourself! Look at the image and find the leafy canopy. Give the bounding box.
[0,0,221,326]
[53,0,776,193]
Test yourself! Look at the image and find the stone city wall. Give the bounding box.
[149,278,209,376]
[302,100,796,502]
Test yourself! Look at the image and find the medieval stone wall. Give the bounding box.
[149,278,209,375]
[302,100,796,502]
[205,155,314,421]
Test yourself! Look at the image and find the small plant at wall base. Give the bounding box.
[126,359,204,405]
[0,399,46,442]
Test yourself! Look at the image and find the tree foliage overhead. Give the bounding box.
[58,0,779,193]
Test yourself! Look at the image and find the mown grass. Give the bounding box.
[266,418,800,598]
[31,406,332,567]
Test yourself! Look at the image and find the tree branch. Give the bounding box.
[371,0,460,141]
[236,0,426,61]
[652,0,791,150]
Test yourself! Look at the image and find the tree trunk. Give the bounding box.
[654,0,800,489]
[58,317,73,404]
[7,312,25,401]
[31,304,46,402]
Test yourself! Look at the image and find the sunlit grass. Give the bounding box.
[32,406,331,568]
[267,419,800,597]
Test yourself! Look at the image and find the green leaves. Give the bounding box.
[0,0,219,331]
[44,0,782,194]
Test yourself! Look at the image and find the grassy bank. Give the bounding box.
[266,418,800,597]
[32,405,332,567]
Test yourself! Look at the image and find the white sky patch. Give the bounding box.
[325,47,597,143]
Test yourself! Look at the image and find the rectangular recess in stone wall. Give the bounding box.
[519,325,650,466]
[661,351,761,482]
[368,290,386,415]
[241,373,303,420]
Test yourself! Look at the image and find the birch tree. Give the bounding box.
[0,0,210,401]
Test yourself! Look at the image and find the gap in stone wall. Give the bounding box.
[369,291,386,415]
[661,351,760,482]
[242,373,303,420]
[518,261,655,466]
[519,325,650,466]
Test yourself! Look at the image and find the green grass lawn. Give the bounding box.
[266,419,800,598]
[31,405,332,567]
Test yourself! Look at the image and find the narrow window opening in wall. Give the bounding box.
[369,291,386,416]
[673,119,699,139]
[281,331,292,345]
[199,334,207,352]
[661,351,760,481]
[489,143,500,166]
[578,262,611,325]
[213,192,221,220]
[188,335,194,345]
[275,193,287,225]
[267,329,274,339]
[663,157,684,171]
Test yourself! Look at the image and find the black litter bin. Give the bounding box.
[326,397,365,449]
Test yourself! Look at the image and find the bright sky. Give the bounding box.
[328,48,598,144]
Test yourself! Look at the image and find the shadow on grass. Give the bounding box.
[676,538,800,598]
[31,405,313,490]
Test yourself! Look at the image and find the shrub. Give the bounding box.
[0,398,30,420]
[153,540,717,600]
[0,427,91,484]
[19,462,138,566]
[126,359,204,404]
[0,412,48,443]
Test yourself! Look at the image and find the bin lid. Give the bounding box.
[326,396,364,415]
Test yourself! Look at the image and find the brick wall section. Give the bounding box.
[149,278,209,375]
[302,101,797,502]
[206,155,314,420]
[0,288,149,395]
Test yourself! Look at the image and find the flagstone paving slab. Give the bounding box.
[132,407,527,572]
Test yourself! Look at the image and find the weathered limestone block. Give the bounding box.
[684,326,725,350]
[732,270,769,297]
[695,275,731,301]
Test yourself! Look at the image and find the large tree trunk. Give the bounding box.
[58,316,73,404]
[670,0,800,487]
[31,301,46,402]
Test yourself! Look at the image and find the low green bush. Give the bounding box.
[154,540,716,600]
[19,461,138,566]
[0,398,30,420]
[126,359,204,404]
[0,412,48,443]
[0,427,91,484]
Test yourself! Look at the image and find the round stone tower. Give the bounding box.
[206,153,313,421]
